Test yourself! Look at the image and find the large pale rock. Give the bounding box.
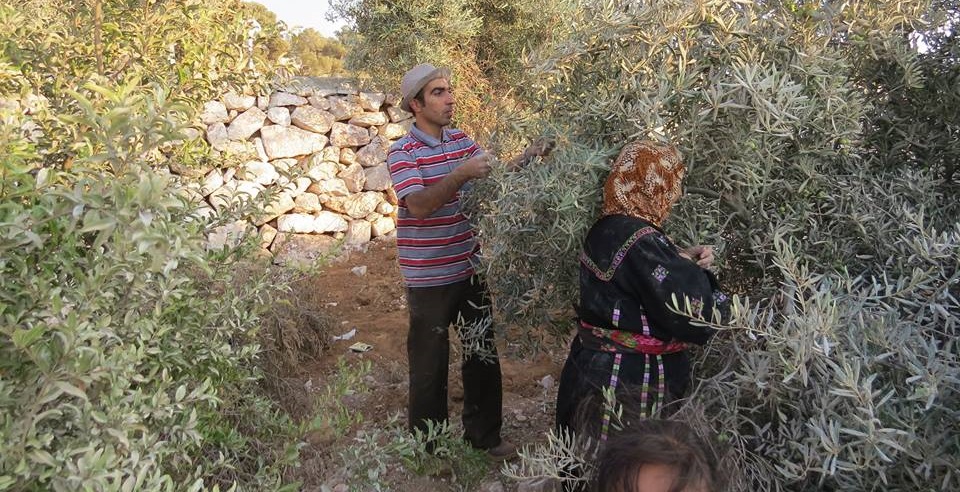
[358,92,387,112]
[386,105,412,123]
[308,96,331,110]
[339,163,365,193]
[266,106,291,126]
[376,201,395,215]
[259,223,278,249]
[253,137,269,161]
[384,93,401,107]
[339,147,358,166]
[257,95,269,111]
[321,195,347,214]
[271,233,338,267]
[330,122,372,147]
[287,177,313,197]
[306,160,340,182]
[278,213,319,233]
[370,216,396,237]
[356,136,390,167]
[227,107,267,141]
[207,220,250,250]
[385,187,399,206]
[321,146,340,163]
[221,140,256,155]
[223,92,256,111]
[294,192,323,213]
[314,211,349,233]
[243,160,279,186]
[200,169,224,196]
[255,192,296,225]
[349,112,389,128]
[269,91,308,107]
[344,191,381,219]
[206,122,229,151]
[379,122,408,140]
[328,96,364,121]
[200,101,229,125]
[260,125,328,159]
[344,220,372,245]
[363,164,392,191]
[308,178,350,197]
[291,106,335,134]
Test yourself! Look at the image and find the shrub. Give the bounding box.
[0,1,306,490]
[339,0,960,489]
[493,1,959,489]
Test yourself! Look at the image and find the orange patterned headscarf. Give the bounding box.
[602,140,685,227]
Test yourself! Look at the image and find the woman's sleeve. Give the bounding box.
[622,234,729,344]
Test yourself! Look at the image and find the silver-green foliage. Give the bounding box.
[468,0,958,489]
[685,169,959,491]
[337,417,489,491]
[0,82,298,491]
[0,2,301,490]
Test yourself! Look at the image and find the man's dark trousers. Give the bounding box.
[405,276,503,449]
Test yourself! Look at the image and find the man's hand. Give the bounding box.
[680,245,715,269]
[522,137,556,161]
[405,152,492,219]
[457,152,494,180]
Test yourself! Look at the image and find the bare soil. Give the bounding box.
[292,237,569,491]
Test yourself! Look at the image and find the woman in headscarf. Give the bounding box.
[555,140,731,441]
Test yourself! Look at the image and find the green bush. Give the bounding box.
[340,0,959,489]
[0,1,305,490]
[494,1,959,489]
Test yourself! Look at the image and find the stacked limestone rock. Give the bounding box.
[191,78,412,265]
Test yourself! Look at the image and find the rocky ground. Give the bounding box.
[291,237,571,491]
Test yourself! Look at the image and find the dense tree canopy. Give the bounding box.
[336,0,960,489]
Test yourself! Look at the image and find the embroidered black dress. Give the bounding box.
[555,214,730,437]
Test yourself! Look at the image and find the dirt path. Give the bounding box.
[297,237,569,491]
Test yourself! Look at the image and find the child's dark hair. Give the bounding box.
[593,419,724,492]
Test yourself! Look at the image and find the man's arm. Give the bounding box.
[403,152,494,219]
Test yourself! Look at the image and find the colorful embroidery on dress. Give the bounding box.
[581,321,688,355]
[652,354,666,415]
[640,353,651,416]
[580,227,657,281]
[600,353,624,442]
[652,265,668,282]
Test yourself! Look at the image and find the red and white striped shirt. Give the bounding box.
[387,125,482,287]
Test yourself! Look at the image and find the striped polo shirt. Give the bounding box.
[387,125,482,287]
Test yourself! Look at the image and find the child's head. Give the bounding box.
[593,419,723,492]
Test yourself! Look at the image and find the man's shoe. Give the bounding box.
[486,440,518,461]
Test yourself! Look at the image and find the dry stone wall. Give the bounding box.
[191,77,412,266]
